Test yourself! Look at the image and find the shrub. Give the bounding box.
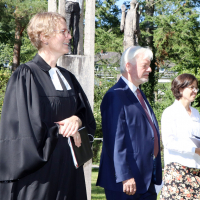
[0,67,11,118]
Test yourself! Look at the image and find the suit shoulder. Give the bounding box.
[101,87,125,108]
[103,86,123,100]
[105,80,126,94]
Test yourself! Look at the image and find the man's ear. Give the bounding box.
[125,62,132,73]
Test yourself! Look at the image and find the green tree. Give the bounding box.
[94,0,200,162]
[0,43,13,67]
[95,0,121,35]
[0,0,47,70]
[0,68,11,118]
[93,63,119,163]
[95,0,123,54]
[153,0,200,110]
[20,32,38,64]
[95,28,123,54]
[94,0,122,159]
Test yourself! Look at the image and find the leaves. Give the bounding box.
[95,0,121,35]
[0,67,11,118]
[152,0,200,109]
[95,28,123,53]
[0,0,47,68]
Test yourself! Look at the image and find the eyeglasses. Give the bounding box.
[54,29,71,37]
[187,86,199,92]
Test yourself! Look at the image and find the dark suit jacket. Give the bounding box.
[96,77,162,194]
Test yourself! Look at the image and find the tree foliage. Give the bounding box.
[0,68,11,118]
[93,0,200,136]
[93,0,122,159]
[95,0,124,54]
[153,0,200,109]
[95,0,121,35]
[93,64,119,163]
[95,28,123,54]
[0,0,47,69]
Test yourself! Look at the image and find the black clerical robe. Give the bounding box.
[0,54,96,200]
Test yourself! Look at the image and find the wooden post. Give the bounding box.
[57,0,95,199]
[83,1,95,199]
[58,0,65,16]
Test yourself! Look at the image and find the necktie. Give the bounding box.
[136,89,159,158]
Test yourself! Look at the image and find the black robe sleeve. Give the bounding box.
[0,65,59,181]
[68,72,96,143]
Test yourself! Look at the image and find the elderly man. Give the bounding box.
[96,46,162,200]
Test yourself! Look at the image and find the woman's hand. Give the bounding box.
[56,116,82,147]
[71,132,82,147]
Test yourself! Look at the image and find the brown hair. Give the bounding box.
[27,12,66,50]
[171,73,198,100]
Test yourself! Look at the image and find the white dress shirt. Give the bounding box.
[121,76,153,121]
[162,100,200,168]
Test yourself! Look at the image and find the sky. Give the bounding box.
[116,0,125,8]
[115,1,200,20]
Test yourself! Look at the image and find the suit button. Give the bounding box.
[151,153,154,157]
[152,137,154,140]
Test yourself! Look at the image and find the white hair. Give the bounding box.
[120,46,153,74]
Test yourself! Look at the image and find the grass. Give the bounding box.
[91,168,161,200]
[91,168,106,200]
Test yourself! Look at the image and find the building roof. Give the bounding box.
[95,52,121,65]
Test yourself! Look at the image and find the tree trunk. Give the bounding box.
[12,20,23,71]
[144,0,156,103]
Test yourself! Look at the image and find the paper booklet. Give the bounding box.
[68,127,93,169]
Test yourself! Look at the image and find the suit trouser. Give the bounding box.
[104,182,157,200]
[105,158,158,200]
[65,2,80,54]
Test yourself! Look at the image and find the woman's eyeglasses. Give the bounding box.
[187,86,199,92]
[54,29,71,37]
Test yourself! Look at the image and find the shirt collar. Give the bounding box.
[174,99,191,109]
[121,76,138,93]
[32,54,65,72]
[174,99,195,117]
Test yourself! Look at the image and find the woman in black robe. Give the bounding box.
[0,12,96,200]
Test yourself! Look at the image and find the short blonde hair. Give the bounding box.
[27,12,66,50]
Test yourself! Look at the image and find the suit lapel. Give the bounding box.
[118,78,160,144]
[117,78,147,119]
